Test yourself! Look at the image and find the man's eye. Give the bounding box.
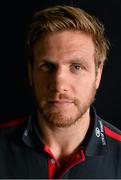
[71,63,82,72]
[38,63,55,72]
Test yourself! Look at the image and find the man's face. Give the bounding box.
[29,30,103,128]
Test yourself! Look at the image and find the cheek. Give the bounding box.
[73,76,96,96]
[33,74,49,96]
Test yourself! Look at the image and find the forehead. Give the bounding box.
[33,30,95,64]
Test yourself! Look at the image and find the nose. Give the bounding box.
[49,66,69,92]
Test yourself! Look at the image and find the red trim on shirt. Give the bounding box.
[44,144,85,179]
[44,144,60,179]
[104,126,121,141]
[58,149,85,179]
[0,117,27,128]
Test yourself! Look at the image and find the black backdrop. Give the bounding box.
[1,0,121,130]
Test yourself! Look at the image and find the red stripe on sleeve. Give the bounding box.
[104,126,121,142]
[0,117,27,128]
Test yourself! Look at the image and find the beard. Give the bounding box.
[35,84,96,128]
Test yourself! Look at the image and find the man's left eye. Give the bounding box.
[71,64,82,72]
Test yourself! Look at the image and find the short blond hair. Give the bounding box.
[27,5,109,67]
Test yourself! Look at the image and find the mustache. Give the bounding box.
[48,93,73,101]
[47,93,79,104]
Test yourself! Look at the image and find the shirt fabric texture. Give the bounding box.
[0,107,121,179]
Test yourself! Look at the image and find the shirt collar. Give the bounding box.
[85,106,109,156]
[22,106,109,156]
[22,114,44,153]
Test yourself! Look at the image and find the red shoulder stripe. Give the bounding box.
[104,126,121,142]
[0,117,27,128]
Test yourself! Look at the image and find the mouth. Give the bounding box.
[48,100,73,107]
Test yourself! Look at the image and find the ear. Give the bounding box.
[28,63,33,86]
[96,63,104,89]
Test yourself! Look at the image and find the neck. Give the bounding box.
[37,108,90,160]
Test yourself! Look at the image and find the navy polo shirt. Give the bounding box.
[0,107,121,179]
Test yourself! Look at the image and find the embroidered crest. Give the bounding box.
[95,127,101,137]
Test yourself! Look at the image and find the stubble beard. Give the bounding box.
[36,84,96,128]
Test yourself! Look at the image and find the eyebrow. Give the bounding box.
[37,59,57,66]
[66,58,90,68]
[69,58,88,64]
[37,57,90,67]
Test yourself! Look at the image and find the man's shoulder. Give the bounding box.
[0,116,28,151]
[0,117,30,164]
[0,116,27,135]
[102,118,121,140]
[98,117,121,152]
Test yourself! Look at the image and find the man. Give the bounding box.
[0,5,121,179]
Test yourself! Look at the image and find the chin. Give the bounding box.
[42,108,84,128]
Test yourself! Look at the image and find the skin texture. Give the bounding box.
[28,30,103,159]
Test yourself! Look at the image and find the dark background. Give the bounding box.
[1,0,121,130]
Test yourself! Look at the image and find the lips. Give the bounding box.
[48,98,73,102]
[48,100,73,106]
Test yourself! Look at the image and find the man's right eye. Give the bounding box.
[38,63,55,72]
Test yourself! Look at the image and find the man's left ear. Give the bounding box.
[96,63,104,89]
